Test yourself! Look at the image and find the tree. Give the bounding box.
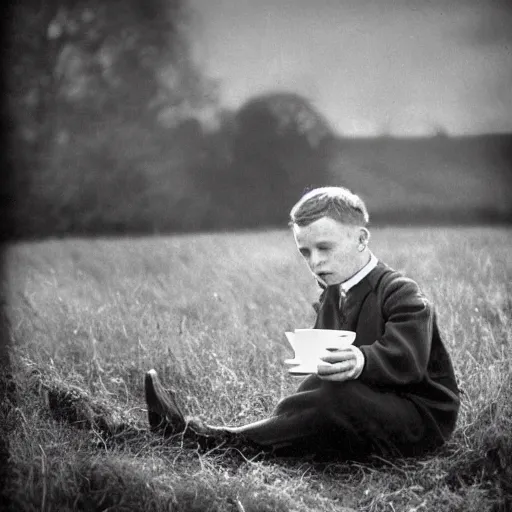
[4,0,216,237]
[7,0,210,152]
[227,92,335,226]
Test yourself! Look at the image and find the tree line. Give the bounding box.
[4,0,508,239]
[2,0,333,239]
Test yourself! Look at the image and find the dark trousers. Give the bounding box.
[235,376,434,459]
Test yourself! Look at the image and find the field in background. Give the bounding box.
[328,135,512,223]
[3,227,512,511]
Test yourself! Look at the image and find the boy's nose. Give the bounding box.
[310,251,323,269]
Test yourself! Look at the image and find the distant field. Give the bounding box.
[3,226,512,511]
[328,135,512,220]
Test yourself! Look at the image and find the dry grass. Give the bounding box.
[2,226,511,511]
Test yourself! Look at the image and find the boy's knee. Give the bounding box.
[296,375,322,393]
[317,379,383,417]
[273,387,324,416]
[273,379,376,418]
[321,379,370,400]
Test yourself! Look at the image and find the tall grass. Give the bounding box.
[3,226,512,511]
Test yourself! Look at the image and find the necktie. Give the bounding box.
[338,285,348,325]
[314,285,344,330]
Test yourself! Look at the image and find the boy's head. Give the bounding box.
[290,187,371,286]
[289,186,369,227]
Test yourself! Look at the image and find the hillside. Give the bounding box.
[327,133,512,224]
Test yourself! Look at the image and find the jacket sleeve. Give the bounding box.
[359,273,433,387]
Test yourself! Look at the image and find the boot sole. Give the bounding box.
[144,369,186,434]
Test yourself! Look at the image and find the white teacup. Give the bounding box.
[285,329,356,374]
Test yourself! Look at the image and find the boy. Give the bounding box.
[145,187,460,460]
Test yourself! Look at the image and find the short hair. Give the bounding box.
[289,187,369,227]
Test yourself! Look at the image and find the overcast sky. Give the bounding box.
[189,0,512,137]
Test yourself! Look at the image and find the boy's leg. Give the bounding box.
[295,374,323,392]
[145,370,432,459]
[226,379,427,458]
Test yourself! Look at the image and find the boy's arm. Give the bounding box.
[358,274,433,387]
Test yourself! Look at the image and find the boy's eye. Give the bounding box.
[299,248,310,258]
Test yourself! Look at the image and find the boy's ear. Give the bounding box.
[359,227,370,245]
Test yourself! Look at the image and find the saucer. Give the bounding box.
[287,364,318,375]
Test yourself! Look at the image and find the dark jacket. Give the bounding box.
[314,260,460,443]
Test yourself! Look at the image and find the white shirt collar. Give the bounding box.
[340,252,378,293]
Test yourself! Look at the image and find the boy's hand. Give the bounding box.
[317,346,365,382]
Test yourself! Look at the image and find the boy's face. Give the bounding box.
[293,216,367,286]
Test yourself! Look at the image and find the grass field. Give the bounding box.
[2,226,512,511]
